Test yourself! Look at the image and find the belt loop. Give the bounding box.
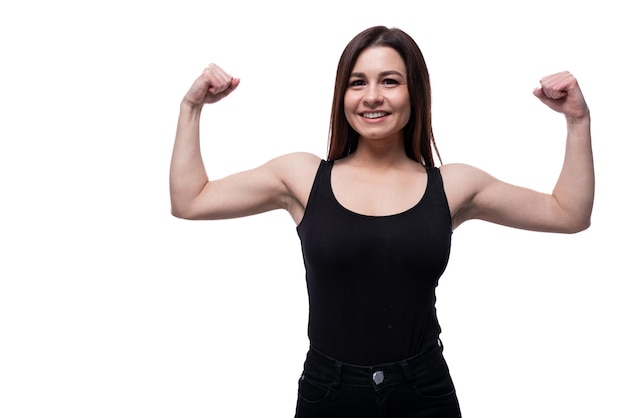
[333,361,343,388]
[399,360,414,383]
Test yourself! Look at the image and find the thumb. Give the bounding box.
[532,85,555,108]
[230,77,241,90]
[209,77,241,100]
[533,86,546,100]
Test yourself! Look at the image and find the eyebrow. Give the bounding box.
[349,70,406,78]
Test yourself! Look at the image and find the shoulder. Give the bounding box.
[267,152,323,179]
[266,152,323,223]
[440,162,481,176]
[438,163,497,223]
[268,151,322,166]
[439,162,493,189]
[268,151,323,196]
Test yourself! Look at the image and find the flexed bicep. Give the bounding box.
[470,175,576,233]
[174,152,321,223]
[181,161,289,220]
[443,163,585,233]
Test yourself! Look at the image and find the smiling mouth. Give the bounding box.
[361,112,389,119]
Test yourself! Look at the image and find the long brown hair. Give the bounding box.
[327,26,441,167]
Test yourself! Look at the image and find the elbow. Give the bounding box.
[170,207,188,220]
[171,202,212,220]
[170,191,205,219]
[171,208,187,219]
[575,219,592,233]
[552,198,593,234]
[562,217,592,234]
[170,203,197,220]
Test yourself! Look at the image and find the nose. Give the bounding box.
[363,93,383,107]
[363,84,383,107]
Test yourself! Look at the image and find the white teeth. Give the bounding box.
[362,112,388,119]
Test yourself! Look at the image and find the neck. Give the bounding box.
[349,136,410,168]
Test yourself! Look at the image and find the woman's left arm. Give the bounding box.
[447,72,594,233]
[533,72,594,231]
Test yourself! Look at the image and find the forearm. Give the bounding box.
[169,101,209,218]
[552,114,594,231]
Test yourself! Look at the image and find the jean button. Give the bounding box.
[372,370,384,385]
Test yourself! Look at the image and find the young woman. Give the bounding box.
[169,26,593,417]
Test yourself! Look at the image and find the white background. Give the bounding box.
[1,1,624,417]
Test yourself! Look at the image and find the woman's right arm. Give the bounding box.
[169,64,319,222]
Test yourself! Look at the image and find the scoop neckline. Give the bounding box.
[328,160,430,219]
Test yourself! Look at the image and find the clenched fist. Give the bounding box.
[533,71,589,121]
[183,63,240,107]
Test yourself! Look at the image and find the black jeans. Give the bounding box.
[295,342,462,418]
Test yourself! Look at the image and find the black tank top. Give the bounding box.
[297,160,452,365]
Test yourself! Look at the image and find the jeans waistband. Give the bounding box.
[304,340,443,388]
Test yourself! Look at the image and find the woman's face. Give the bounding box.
[344,46,411,144]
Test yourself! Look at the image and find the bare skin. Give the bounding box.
[170,49,593,235]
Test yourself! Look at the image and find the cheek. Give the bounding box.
[343,96,358,123]
[397,94,412,123]
[344,110,358,132]
[343,92,357,112]
[400,106,412,125]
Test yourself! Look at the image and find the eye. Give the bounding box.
[348,79,366,88]
[381,78,401,88]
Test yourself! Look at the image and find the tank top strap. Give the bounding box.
[298,159,333,228]
[423,165,451,218]
[426,166,442,189]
